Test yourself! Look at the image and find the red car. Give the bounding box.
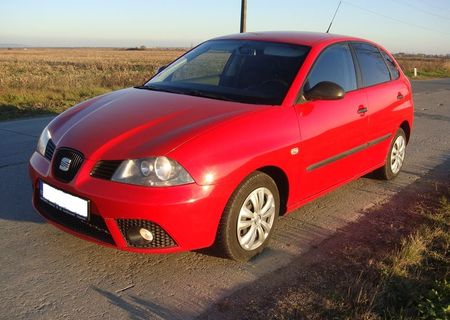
[29,32,413,261]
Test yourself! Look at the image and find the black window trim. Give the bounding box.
[296,40,359,104]
[349,41,395,89]
[348,43,363,88]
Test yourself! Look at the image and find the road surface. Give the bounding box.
[0,79,449,319]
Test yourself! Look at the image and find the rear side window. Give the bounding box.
[304,43,357,92]
[353,43,390,87]
[380,51,400,80]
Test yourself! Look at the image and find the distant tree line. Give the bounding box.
[126,45,147,51]
[394,53,450,59]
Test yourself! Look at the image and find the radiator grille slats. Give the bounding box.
[44,139,56,161]
[52,148,84,183]
[90,160,122,180]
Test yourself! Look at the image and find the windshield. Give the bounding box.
[145,40,310,105]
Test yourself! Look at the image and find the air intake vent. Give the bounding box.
[52,148,84,183]
[117,219,177,248]
[44,139,56,161]
[90,160,122,180]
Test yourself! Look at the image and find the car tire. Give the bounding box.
[214,171,280,262]
[374,128,407,180]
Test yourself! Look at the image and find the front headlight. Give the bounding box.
[111,156,194,187]
[37,126,51,156]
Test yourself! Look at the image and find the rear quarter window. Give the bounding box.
[353,42,391,87]
[380,51,400,80]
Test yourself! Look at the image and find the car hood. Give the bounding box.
[49,88,261,160]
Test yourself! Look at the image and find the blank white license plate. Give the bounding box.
[39,181,89,219]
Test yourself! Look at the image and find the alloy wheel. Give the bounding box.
[237,187,276,251]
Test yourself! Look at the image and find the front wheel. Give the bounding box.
[214,171,279,261]
[374,128,407,180]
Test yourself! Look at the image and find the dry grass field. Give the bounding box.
[0,48,185,120]
[0,48,448,120]
[395,56,450,79]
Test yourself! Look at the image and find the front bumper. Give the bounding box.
[29,151,232,253]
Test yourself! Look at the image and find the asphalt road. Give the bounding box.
[0,79,449,319]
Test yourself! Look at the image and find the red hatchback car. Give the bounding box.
[29,32,413,261]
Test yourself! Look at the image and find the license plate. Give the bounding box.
[39,181,89,220]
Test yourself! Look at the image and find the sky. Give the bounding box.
[1,0,449,54]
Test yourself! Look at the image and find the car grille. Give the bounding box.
[117,219,177,248]
[90,160,122,180]
[52,148,84,183]
[37,196,115,245]
[44,139,56,161]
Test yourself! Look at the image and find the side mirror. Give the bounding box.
[304,81,345,101]
[157,65,167,74]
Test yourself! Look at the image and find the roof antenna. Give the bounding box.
[326,1,342,33]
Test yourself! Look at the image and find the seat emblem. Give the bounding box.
[59,157,72,172]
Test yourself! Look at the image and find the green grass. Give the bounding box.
[0,87,110,120]
[373,198,450,319]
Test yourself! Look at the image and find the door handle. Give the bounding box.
[357,106,368,114]
[397,92,404,100]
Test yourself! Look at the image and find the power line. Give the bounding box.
[342,1,450,37]
[409,0,450,15]
[394,0,450,21]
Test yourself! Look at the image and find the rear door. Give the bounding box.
[294,42,369,200]
[351,42,409,171]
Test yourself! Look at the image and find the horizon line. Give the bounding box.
[0,46,449,56]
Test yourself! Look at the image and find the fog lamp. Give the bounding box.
[139,228,154,242]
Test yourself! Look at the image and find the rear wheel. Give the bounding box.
[374,128,407,180]
[215,171,279,261]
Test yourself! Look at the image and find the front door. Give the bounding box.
[294,42,369,200]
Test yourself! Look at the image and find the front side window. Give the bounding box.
[304,43,357,93]
[353,42,391,87]
[146,40,310,105]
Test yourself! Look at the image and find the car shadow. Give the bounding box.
[0,162,44,223]
[92,287,189,320]
[0,116,52,223]
[197,155,450,319]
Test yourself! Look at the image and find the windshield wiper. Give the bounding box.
[134,85,182,94]
[181,89,235,102]
[135,85,235,102]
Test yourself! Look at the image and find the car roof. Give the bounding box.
[212,31,367,47]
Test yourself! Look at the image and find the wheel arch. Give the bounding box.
[400,120,411,144]
[256,166,290,216]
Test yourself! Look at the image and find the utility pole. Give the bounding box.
[240,0,247,33]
